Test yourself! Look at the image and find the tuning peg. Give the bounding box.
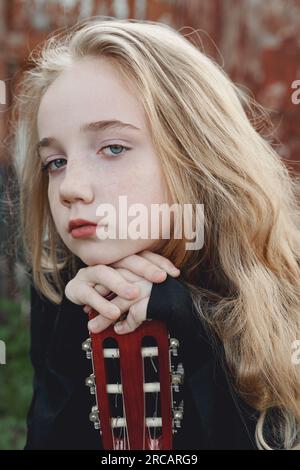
[81,338,92,359]
[89,405,98,421]
[171,365,184,392]
[172,401,184,430]
[169,337,179,356]
[175,362,184,390]
[174,409,183,420]
[89,405,101,430]
[85,373,96,394]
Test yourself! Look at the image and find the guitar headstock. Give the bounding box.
[82,308,184,450]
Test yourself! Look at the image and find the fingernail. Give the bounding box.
[114,322,122,332]
[88,318,97,330]
[172,267,180,275]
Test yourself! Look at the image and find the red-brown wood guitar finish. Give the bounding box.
[82,307,184,450]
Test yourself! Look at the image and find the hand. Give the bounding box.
[64,250,180,334]
[88,267,152,334]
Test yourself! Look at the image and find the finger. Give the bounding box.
[83,288,117,314]
[87,302,131,333]
[138,251,180,277]
[77,265,140,300]
[72,284,121,321]
[109,295,132,313]
[110,267,142,283]
[110,254,168,283]
[87,313,114,333]
[114,297,149,334]
[94,284,111,297]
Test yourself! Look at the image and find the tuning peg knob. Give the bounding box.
[89,405,101,430]
[170,337,179,356]
[89,405,98,421]
[174,409,183,420]
[85,373,96,394]
[171,373,183,392]
[172,401,184,430]
[81,338,92,359]
[172,374,182,385]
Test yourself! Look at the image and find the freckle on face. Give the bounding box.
[38,56,169,266]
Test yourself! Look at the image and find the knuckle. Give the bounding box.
[77,267,87,278]
[95,264,106,277]
[116,267,128,277]
[64,280,74,298]
[76,284,88,301]
[116,280,126,291]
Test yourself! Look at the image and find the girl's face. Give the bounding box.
[37,56,169,266]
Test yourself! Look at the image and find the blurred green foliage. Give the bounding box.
[0,288,33,450]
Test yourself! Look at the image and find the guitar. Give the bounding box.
[81,307,184,450]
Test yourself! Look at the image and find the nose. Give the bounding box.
[59,159,94,206]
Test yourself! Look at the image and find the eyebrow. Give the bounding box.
[36,119,141,154]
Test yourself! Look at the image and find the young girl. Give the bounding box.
[11,17,300,450]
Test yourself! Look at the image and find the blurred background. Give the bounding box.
[0,0,300,450]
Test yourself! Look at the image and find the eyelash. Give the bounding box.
[41,144,131,173]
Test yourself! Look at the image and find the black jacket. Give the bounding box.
[24,263,259,450]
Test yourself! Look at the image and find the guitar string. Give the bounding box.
[147,352,160,448]
[108,348,130,449]
[110,352,126,450]
[150,352,159,447]
[110,353,117,449]
[109,341,162,449]
[121,368,130,450]
[142,349,146,450]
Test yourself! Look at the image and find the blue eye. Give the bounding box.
[97,144,131,157]
[41,145,131,173]
[41,158,66,173]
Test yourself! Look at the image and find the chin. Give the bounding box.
[77,252,119,267]
[72,239,160,267]
[74,242,132,267]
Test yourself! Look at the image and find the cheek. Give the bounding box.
[47,182,61,221]
[117,159,166,203]
[47,184,55,212]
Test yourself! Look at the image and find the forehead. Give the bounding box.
[37,56,145,135]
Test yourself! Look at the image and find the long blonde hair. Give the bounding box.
[9,16,300,449]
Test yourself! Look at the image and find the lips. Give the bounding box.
[68,218,97,233]
[70,225,97,238]
[68,218,98,239]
